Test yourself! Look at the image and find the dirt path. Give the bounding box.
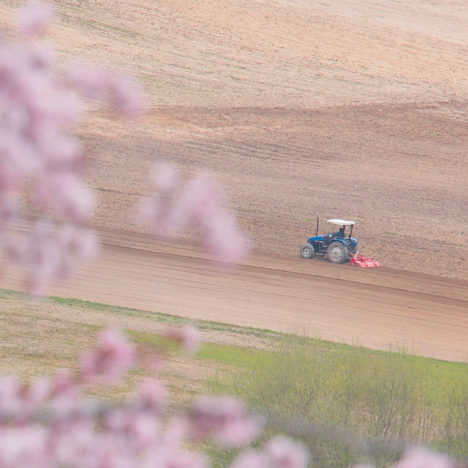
[4,228,467,362]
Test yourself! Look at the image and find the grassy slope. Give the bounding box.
[2,287,465,373]
[1,288,466,399]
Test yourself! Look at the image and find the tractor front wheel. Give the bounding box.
[327,242,348,264]
[300,243,315,259]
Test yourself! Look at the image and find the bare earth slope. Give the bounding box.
[83,104,467,279]
[0,1,467,360]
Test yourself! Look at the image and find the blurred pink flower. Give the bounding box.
[134,378,167,413]
[27,41,56,69]
[103,409,160,452]
[50,369,76,398]
[136,196,181,237]
[42,136,83,172]
[0,194,21,224]
[138,164,250,264]
[36,174,96,222]
[6,222,94,296]
[24,377,51,408]
[394,447,456,468]
[0,427,49,467]
[265,436,310,468]
[16,1,54,37]
[188,395,262,447]
[162,416,188,447]
[0,377,22,417]
[230,450,268,468]
[181,174,223,224]
[67,66,110,99]
[203,210,251,265]
[80,329,136,384]
[108,74,146,118]
[163,450,210,468]
[48,370,82,417]
[57,225,99,265]
[0,326,460,468]
[140,351,164,372]
[152,163,180,192]
[166,324,201,354]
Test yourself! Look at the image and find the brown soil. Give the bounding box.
[3,228,468,362]
[0,1,467,360]
[80,104,467,279]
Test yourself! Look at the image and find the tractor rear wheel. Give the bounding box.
[300,243,315,259]
[327,242,348,264]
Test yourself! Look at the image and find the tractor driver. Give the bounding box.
[336,226,345,238]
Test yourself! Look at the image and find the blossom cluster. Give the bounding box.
[0,327,310,468]
[0,1,144,295]
[137,163,250,264]
[0,328,458,468]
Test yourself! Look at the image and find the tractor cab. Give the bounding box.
[300,218,358,264]
[326,219,355,241]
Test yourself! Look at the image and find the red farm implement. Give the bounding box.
[349,252,380,268]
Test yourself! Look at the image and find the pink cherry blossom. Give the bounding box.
[138,164,250,264]
[394,447,456,468]
[80,328,136,384]
[230,450,269,468]
[67,65,111,99]
[57,225,99,266]
[202,210,251,265]
[103,410,160,452]
[36,173,96,222]
[165,324,201,354]
[16,1,55,37]
[19,377,52,418]
[161,416,188,447]
[162,449,210,468]
[0,377,23,419]
[108,74,147,118]
[134,378,167,413]
[50,369,76,398]
[0,427,48,467]
[265,436,310,468]
[188,395,262,447]
[152,163,180,192]
[0,194,20,224]
[229,437,309,468]
[180,174,223,224]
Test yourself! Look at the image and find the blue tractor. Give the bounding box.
[300,218,358,264]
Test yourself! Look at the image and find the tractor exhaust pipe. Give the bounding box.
[316,217,319,236]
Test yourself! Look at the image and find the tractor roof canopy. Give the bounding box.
[327,219,355,226]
